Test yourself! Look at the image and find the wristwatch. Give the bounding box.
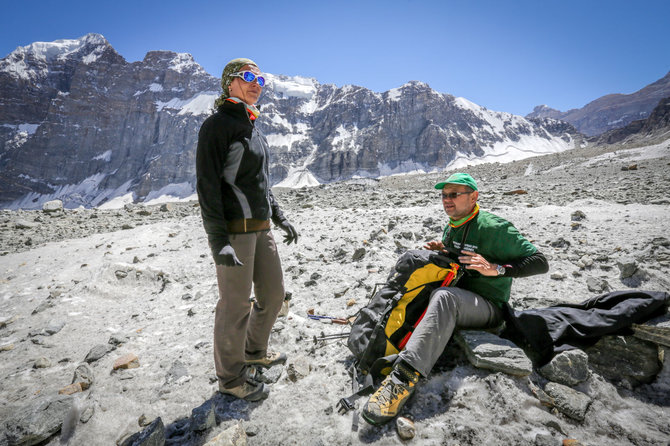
[495,264,506,276]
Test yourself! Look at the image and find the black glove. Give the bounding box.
[277,219,299,245]
[218,244,243,267]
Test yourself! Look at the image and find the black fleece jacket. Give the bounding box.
[196,100,286,264]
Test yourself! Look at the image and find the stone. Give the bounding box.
[34,357,51,368]
[585,335,661,387]
[550,238,570,248]
[534,433,561,446]
[1,394,73,446]
[109,334,129,346]
[570,210,586,221]
[120,417,165,446]
[165,360,189,385]
[586,277,608,293]
[286,356,311,382]
[85,344,110,363]
[59,382,83,395]
[538,350,590,386]
[352,247,366,261]
[503,189,528,195]
[15,219,39,229]
[396,416,416,440]
[73,363,95,390]
[42,200,64,213]
[544,382,591,421]
[550,272,565,281]
[631,323,670,348]
[113,353,140,370]
[160,203,176,212]
[455,330,533,376]
[203,423,247,446]
[346,298,356,307]
[80,405,95,423]
[44,320,66,335]
[616,258,638,279]
[0,343,15,352]
[191,402,216,432]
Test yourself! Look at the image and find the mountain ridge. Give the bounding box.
[1,34,583,209]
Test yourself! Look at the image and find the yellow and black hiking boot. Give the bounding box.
[245,351,287,369]
[361,362,420,425]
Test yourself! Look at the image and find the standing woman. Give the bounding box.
[196,58,298,401]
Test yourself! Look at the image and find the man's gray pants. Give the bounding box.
[214,230,285,389]
[398,287,503,377]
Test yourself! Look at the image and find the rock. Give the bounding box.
[550,272,566,281]
[544,382,591,421]
[73,363,95,390]
[535,433,561,446]
[586,277,608,293]
[85,344,110,363]
[109,334,129,347]
[120,417,165,446]
[113,353,140,370]
[455,330,533,376]
[15,219,39,229]
[352,247,366,261]
[45,320,66,335]
[585,335,661,387]
[42,200,64,213]
[0,343,15,352]
[80,405,95,423]
[286,356,311,382]
[165,360,190,385]
[396,416,416,440]
[160,203,176,212]
[1,394,73,446]
[203,423,246,446]
[59,382,84,395]
[346,298,356,307]
[550,238,570,248]
[34,357,51,368]
[577,255,593,268]
[616,258,638,279]
[191,402,215,432]
[570,210,586,221]
[627,163,638,170]
[538,350,590,386]
[631,323,670,348]
[32,299,55,314]
[503,189,528,195]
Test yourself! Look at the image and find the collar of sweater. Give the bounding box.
[449,203,480,228]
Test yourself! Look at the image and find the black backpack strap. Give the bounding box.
[336,354,399,418]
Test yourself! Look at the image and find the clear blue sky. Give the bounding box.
[1,0,668,116]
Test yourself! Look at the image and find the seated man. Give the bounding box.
[362,173,549,425]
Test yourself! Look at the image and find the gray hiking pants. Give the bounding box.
[214,230,285,388]
[398,287,503,377]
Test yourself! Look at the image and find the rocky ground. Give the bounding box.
[1,138,669,446]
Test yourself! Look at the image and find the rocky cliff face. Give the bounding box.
[594,96,670,145]
[1,34,579,209]
[527,71,670,137]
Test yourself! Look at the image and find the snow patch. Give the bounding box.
[155,92,218,116]
[387,87,402,101]
[331,124,358,152]
[149,83,163,92]
[448,133,575,170]
[143,183,196,205]
[92,150,112,162]
[274,168,320,188]
[266,74,317,99]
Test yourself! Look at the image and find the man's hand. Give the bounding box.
[277,219,299,245]
[218,244,244,267]
[423,240,444,251]
[458,250,498,276]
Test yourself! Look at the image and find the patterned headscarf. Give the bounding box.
[213,57,258,108]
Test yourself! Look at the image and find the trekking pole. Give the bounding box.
[313,332,350,344]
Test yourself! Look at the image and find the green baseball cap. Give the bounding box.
[434,173,478,191]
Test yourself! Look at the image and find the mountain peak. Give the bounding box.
[141,51,206,75]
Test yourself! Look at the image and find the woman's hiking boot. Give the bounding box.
[361,362,420,425]
[218,379,268,402]
[245,351,287,369]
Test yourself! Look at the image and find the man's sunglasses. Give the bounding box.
[231,71,265,87]
[441,191,473,199]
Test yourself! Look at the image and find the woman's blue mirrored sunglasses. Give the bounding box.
[231,71,265,87]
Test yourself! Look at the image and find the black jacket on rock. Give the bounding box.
[501,290,670,366]
[196,100,286,264]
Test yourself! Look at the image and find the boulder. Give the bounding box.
[42,200,64,213]
[455,330,533,376]
[538,350,590,386]
[544,382,591,421]
[1,394,73,446]
[585,335,661,387]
